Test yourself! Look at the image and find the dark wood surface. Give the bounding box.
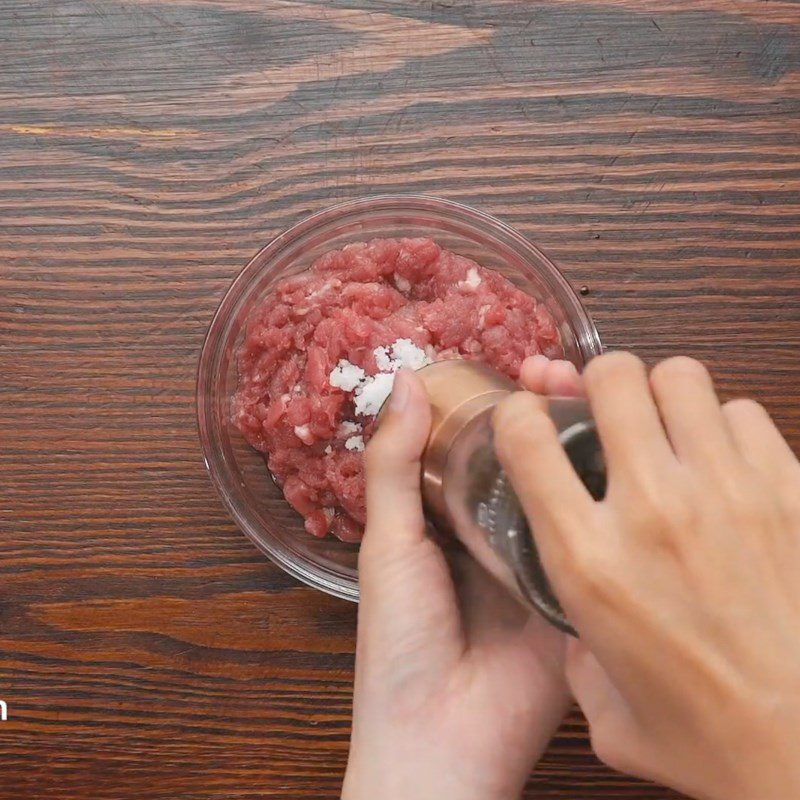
[1,0,798,797]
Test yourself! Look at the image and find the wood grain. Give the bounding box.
[1,0,798,797]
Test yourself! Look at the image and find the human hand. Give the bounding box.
[342,357,581,800]
[494,352,800,800]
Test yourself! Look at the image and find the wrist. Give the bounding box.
[342,697,567,800]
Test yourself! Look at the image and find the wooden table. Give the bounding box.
[2,1,798,797]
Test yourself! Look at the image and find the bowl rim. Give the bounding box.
[196,193,602,600]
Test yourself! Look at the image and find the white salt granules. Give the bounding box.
[330,338,433,417]
[294,424,313,444]
[373,346,395,373]
[354,372,396,417]
[344,435,365,452]
[372,339,431,374]
[329,360,366,391]
[390,338,432,371]
[393,273,412,293]
[459,266,482,289]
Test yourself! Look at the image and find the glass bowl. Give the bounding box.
[196,195,601,601]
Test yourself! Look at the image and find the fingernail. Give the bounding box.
[529,354,549,366]
[390,369,410,413]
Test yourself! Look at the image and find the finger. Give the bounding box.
[359,369,463,667]
[520,355,584,397]
[519,354,549,392]
[544,359,584,397]
[493,392,595,566]
[583,352,674,478]
[650,356,737,468]
[722,398,800,479]
[364,369,431,550]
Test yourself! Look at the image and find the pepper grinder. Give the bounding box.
[416,359,606,635]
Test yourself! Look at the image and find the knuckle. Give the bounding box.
[704,456,756,506]
[666,493,696,533]
[622,473,689,538]
[493,392,526,432]
[722,397,768,421]
[631,478,672,523]
[557,543,612,598]
[730,484,766,526]
[584,351,644,387]
[493,394,548,455]
[495,390,538,420]
[650,355,709,389]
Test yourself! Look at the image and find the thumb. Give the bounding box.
[362,368,431,553]
[357,369,463,671]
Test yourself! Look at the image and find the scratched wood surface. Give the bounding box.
[1,0,799,797]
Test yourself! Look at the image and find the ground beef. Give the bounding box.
[232,237,563,542]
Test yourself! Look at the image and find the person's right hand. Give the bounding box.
[493,352,800,800]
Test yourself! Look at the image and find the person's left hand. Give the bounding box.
[342,356,582,800]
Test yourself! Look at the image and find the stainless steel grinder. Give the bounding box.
[415,359,606,635]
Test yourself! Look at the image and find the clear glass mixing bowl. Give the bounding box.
[196,195,602,601]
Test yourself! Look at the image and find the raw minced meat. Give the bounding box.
[232,237,563,542]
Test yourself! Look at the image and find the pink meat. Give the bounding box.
[232,237,563,542]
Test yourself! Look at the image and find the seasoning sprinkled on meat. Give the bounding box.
[232,237,562,541]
